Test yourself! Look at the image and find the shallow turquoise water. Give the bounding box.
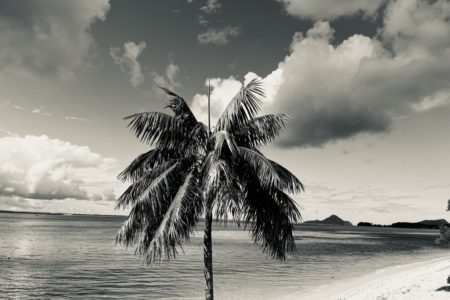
[0,212,448,299]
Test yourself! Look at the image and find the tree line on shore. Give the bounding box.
[358,219,449,230]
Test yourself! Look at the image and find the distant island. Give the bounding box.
[303,215,353,226]
[358,219,449,230]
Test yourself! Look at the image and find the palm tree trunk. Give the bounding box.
[203,204,214,300]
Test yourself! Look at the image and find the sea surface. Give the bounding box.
[1,212,449,299]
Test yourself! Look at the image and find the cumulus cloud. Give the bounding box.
[0,0,110,80]
[269,15,450,147]
[381,0,450,57]
[277,0,385,20]
[110,41,147,87]
[198,26,240,45]
[262,22,392,147]
[193,23,388,144]
[192,0,450,147]
[0,135,119,204]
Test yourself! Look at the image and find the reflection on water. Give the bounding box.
[0,213,448,299]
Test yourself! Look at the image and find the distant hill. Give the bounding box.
[419,219,449,226]
[358,219,449,229]
[303,214,353,226]
[392,219,449,229]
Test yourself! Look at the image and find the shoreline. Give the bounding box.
[282,255,450,300]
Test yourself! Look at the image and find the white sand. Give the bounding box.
[282,256,450,300]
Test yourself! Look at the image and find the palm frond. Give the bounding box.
[160,87,198,127]
[125,112,175,143]
[116,159,184,209]
[118,150,153,182]
[215,79,264,132]
[213,181,243,226]
[116,160,194,247]
[233,114,290,148]
[118,148,181,182]
[201,154,232,196]
[210,130,238,159]
[191,122,209,154]
[237,146,282,190]
[115,205,146,247]
[137,171,203,263]
[269,160,304,194]
[124,112,193,149]
[200,152,243,224]
[243,185,299,260]
[273,189,302,223]
[237,146,303,194]
[116,156,198,208]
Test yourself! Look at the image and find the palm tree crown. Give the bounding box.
[116,79,303,298]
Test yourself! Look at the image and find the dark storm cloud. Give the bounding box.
[259,0,450,148]
[277,100,389,147]
[276,48,450,147]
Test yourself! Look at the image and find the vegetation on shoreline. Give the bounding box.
[358,219,449,230]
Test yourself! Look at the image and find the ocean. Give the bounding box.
[1,212,449,299]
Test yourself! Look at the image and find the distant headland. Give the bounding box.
[302,215,353,226]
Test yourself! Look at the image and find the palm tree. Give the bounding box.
[116,79,303,300]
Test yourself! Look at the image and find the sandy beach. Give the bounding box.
[283,256,450,300]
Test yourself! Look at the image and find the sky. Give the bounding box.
[0,0,449,224]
